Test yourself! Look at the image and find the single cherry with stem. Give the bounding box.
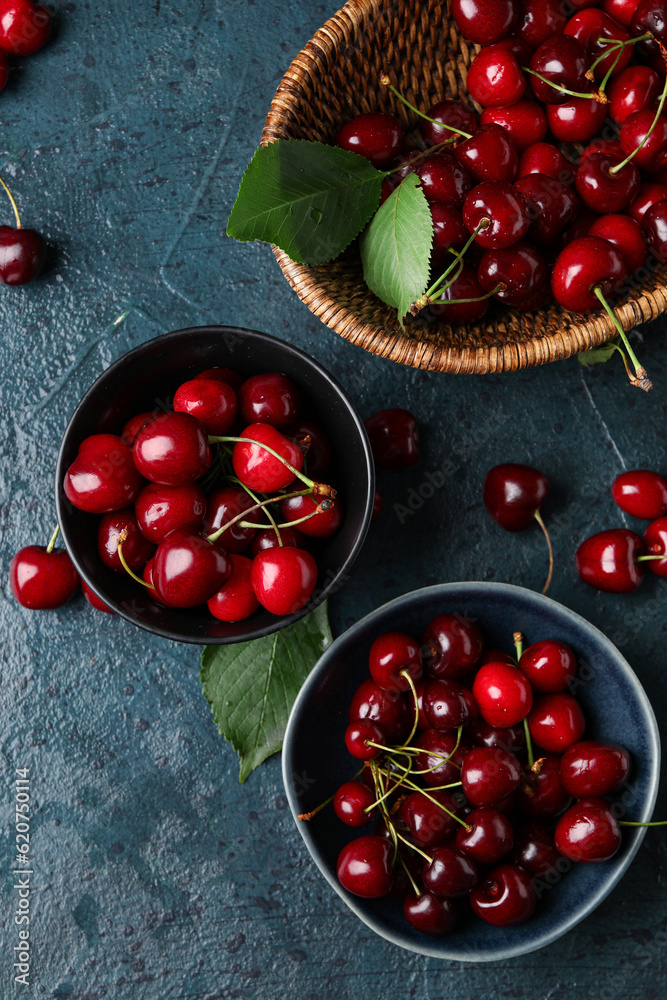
[575,527,662,592]
[10,525,79,610]
[0,0,52,56]
[483,463,553,594]
[612,469,667,519]
[0,176,46,285]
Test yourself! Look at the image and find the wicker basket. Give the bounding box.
[262,0,667,374]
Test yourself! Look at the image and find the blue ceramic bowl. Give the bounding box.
[282,582,660,961]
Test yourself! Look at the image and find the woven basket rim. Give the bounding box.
[261,0,667,374]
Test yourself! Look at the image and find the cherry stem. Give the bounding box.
[533,509,554,595]
[619,820,667,826]
[0,176,21,228]
[46,525,60,554]
[418,220,491,308]
[522,717,535,768]
[609,52,667,176]
[586,33,652,81]
[297,793,335,821]
[431,282,504,308]
[385,137,459,179]
[637,554,666,561]
[521,66,606,103]
[366,760,414,811]
[593,287,653,391]
[230,477,283,546]
[399,781,469,829]
[394,828,434,863]
[117,530,155,589]
[205,488,311,544]
[399,669,420,749]
[235,500,332,532]
[513,632,524,660]
[397,853,421,897]
[379,74,472,140]
[208,435,335,497]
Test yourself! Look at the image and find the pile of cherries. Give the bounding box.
[577,467,667,591]
[335,0,667,389]
[313,614,648,937]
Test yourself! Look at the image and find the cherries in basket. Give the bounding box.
[61,367,344,620]
[301,618,664,937]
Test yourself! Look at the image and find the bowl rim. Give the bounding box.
[282,580,661,961]
[55,324,375,645]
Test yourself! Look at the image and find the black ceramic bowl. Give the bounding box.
[55,326,374,644]
[282,582,660,961]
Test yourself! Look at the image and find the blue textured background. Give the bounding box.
[0,2,665,998]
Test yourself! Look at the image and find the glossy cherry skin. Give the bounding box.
[369,631,422,692]
[588,214,648,274]
[603,0,642,28]
[415,153,472,208]
[415,728,469,787]
[400,789,464,848]
[551,236,627,313]
[451,0,519,45]
[547,97,607,143]
[364,408,419,469]
[81,580,114,615]
[143,557,170,606]
[133,412,210,486]
[575,528,645,593]
[466,717,525,755]
[421,100,479,147]
[422,846,478,899]
[620,110,667,172]
[463,181,530,249]
[528,693,585,753]
[509,818,561,877]
[467,45,527,108]
[514,173,579,245]
[121,411,155,446]
[344,719,384,761]
[207,553,259,622]
[430,205,469,270]
[528,35,589,105]
[0,226,46,285]
[173,377,238,435]
[286,419,333,480]
[97,509,155,573]
[643,516,667,576]
[64,434,143,514]
[335,113,404,168]
[483,462,549,531]
[629,182,667,223]
[205,486,265,554]
[152,530,232,608]
[469,863,537,926]
[135,482,206,543]
[517,0,568,49]
[480,99,547,153]
[455,807,514,865]
[642,198,667,262]
[334,781,376,827]
[403,892,457,936]
[565,9,632,79]
[279,491,343,538]
[349,679,411,744]
[337,835,394,898]
[250,546,318,615]
[518,142,574,184]
[519,640,576,693]
[422,613,483,680]
[250,526,305,556]
[554,797,622,862]
[560,740,631,798]
[454,124,519,184]
[429,264,491,325]
[477,241,547,306]
[612,469,667,519]
[0,0,52,55]
[10,544,79,609]
[239,372,301,429]
[423,678,476,731]
[575,152,640,214]
[518,754,572,818]
[232,423,303,492]
[609,66,661,125]
[473,662,533,728]
[631,0,667,73]
[461,747,523,807]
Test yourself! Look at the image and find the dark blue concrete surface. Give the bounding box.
[0,3,666,998]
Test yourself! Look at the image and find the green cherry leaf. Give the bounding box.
[200,602,332,782]
[578,335,622,368]
[360,173,433,326]
[226,140,384,266]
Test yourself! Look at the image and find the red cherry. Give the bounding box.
[603,0,642,28]
[335,112,404,168]
[64,434,143,514]
[517,754,572,818]
[422,612,483,679]
[575,152,640,214]
[421,100,480,147]
[463,180,530,249]
[519,639,576,693]
[81,580,115,615]
[630,0,667,74]
[152,530,232,608]
[232,423,303,492]
[609,65,661,125]
[238,372,301,429]
[142,556,170,606]
[554,797,622,862]
[135,482,206,543]
[518,142,574,184]
[455,807,514,865]
[528,34,589,105]
[430,204,469,267]
[628,182,667,222]
[469,863,537,926]
[414,728,468,786]
[467,717,526,755]
[467,44,527,108]
[0,0,51,56]
[473,661,533,727]
[403,892,457,936]
[454,124,519,184]
[643,516,667,576]
[560,740,631,798]
[509,818,560,877]
[451,0,520,46]
[461,746,523,807]
[249,526,306,556]
[480,99,547,152]
[0,225,46,285]
[423,678,477,731]
[588,214,648,274]
[344,719,384,760]
[547,96,607,142]
[415,153,472,207]
[337,835,393,898]
[333,781,376,827]
[483,462,550,531]
[348,679,411,744]
[250,546,317,615]
[429,263,491,324]
[477,240,547,306]
[10,542,79,609]
[528,693,585,753]
[205,485,264,554]
[580,137,625,163]
[98,509,155,573]
[551,236,627,313]
[285,419,333,480]
[422,846,479,898]
[575,528,645,592]
[173,377,238,435]
[612,469,667,518]
[133,412,210,486]
[642,198,667,262]
[516,0,568,49]
[620,110,667,171]
[368,631,422,693]
[564,9,632,79]
[514,173,579,245]
[399,789,464,848]
[279,491,343,538]
[206,553,259,622]
[121,411,155,446]
[364,408,419,469]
